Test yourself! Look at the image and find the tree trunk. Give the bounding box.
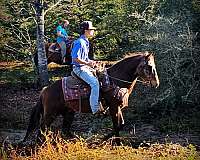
[36,1,49,87]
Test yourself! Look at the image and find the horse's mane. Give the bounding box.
[122,51,151,59]
[106,51,148,69]
[101,51,153,69]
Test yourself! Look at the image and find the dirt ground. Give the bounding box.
[0,61,200,150]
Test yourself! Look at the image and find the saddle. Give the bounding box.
[48,41,72,53]
[48,43,61,53]
[67,71,88,88]
[62,72,90,101]
[62,68,129,114]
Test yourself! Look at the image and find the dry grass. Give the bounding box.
[0,61,31,70]
[1,133,199,160]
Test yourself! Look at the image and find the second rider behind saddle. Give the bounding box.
[56,20,69,63]
[71,21,102,115]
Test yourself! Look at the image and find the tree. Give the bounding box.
[34,0,49,87]
[35,0,71,87]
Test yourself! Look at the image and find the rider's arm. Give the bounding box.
[73,58,93,67]
[57,31,66,38]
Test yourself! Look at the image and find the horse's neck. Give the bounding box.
[107,56,141,89]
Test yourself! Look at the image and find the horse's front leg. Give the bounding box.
[112,106,125,145]
[103,106,123,145]
[111,117,120,145]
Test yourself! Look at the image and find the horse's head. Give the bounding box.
[136,52,160,88]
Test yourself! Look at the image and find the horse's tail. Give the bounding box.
[23,95,44,142]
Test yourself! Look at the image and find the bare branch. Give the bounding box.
[31,5,37,24]
[5,44,23,54]
[44,0,70,15]
[10,24,30,43]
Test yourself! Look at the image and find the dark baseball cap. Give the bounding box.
[80,21,96,30]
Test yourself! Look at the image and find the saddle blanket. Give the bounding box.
[62,77,90,101]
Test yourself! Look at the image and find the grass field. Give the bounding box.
[1,133,199,160]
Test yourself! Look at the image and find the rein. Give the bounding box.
[106,74,150,85]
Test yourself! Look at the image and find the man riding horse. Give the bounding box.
[24,51,160,146]
[33,20,72,67]
[25,20,160,146]
[71,21,102,115]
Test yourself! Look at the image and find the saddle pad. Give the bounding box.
[62,77,90,101]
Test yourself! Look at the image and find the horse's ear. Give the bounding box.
[145,52,153,61]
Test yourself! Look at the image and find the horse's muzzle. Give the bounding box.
[151,78,160,88]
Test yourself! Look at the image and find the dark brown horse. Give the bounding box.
[24,52,160,145]
[33,38,94,66]
[33,41,72,66]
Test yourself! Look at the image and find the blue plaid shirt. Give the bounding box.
[71,35,90,67]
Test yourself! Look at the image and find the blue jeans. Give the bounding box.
[58,41,66,60]
[73,65,100,113]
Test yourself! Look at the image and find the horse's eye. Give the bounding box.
[144,66,152,75]
[144,68,148,74]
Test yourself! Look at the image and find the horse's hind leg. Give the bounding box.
[62,110,75,138]
[38,113,57,141]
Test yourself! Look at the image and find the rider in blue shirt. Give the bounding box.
[71,21,101,114]
[56,20,69,63]
[71,35,90,67]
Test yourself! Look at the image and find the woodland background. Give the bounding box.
[0,0,200,142]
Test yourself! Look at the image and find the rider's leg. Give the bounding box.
[58,41,66,62]
[73,66,100,114]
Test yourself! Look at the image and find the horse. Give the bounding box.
[33,38,94,67]
[23,52,160,146]
[33,40,73,67]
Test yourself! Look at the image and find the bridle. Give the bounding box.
[104,57,153,86]
[96,55,155,86]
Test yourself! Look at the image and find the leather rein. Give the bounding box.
[106,74,151,85]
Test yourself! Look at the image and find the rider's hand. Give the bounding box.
[87,61,94,68]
